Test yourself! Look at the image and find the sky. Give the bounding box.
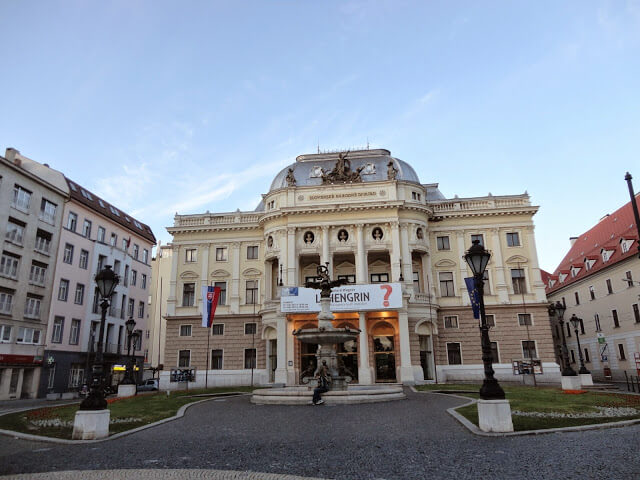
[1,0,639,272]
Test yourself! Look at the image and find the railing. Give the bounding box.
[431,196,531,213]
[410,292,432,304]
[624,371,640,392]
[174,212,261,227]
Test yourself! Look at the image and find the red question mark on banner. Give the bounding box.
[380,284,392,307]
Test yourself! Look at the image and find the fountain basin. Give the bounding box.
[251,385,405,405]
[294,327,359,345]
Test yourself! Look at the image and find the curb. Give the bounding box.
[0,392,250,444]
[410,386,640,436]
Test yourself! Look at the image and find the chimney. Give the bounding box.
[569,237,578,246]
[5,147,20,163]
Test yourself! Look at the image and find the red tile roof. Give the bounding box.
[546,193,640,294]
[65,177,156,244]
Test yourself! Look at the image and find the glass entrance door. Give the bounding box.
[337,339,358,382]
[373,335,396,382]
[268,339,277,383]
[299,342,318,382]
[419,335,433,380]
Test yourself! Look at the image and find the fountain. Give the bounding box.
[251,263,405,405]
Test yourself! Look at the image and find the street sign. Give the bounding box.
[597,333,606,344]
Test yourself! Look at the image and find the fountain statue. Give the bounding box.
[293,263,360,390]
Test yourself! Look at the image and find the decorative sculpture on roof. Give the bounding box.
[286,168,296,187]
[321,152,363,184]
[387,160,398,180]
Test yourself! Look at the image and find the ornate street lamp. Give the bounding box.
[79,265,120,410]
[569,314,591,375]
[464,240,505,400]
[553,301,577,376]
[624,172,640,259]
[121,317,137,385]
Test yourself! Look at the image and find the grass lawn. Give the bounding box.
[0,386,253,440]
[415,383,640,431]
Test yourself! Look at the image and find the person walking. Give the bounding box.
[312,360,331,405]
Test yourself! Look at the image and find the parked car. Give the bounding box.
[137,379,159,392]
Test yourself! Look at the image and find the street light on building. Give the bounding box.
[464,240,505,400]
[121,317,137,385]
[79,265,120,410]
[552,301,577,377]
[569,314,590,375]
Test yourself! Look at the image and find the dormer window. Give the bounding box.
[601,249,613,262]
[559,273,567,283]
[620,238,634,254]
[570,266,581,278]
[548,279,556,288]
[584,258,596,271]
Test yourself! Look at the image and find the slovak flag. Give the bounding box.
[464,277,481,320]
[201,286,221,328]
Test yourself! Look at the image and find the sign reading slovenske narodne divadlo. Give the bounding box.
[280,283,402,313]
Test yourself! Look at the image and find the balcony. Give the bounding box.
[409,292,433,304]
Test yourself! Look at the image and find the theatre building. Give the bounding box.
[156,149,558,388]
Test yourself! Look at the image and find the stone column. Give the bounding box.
[286,318,298,385]
[199,244,210,310]
[230,242,241,313]
[321,226,330,266]
[166,245,179,316]
[490,228,509,303]
[399,224,412,286]
[355,224,366,284]
[525,226,547,302]
[390,221,401,282]
[287,227,296,286]
[274,314,288,385]
[264,260,272,301]
[456,232,468,304]
[398,310,415,383]
[357,313,373,384]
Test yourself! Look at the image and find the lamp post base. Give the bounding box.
[117,384,137,397]
[72,409,110,440]
[561,375,582,390]
[579,373,594,387]
[477,399,514,433]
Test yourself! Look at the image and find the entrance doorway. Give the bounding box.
[419,335,434,380]
[299,342,318,382]
[337,338,358,382]
[373,335,396,382]
[268,339,277,383]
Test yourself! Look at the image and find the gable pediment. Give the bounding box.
[179,270,198,280]
[369,259,389,268]
[210,269,230,278]
[242,267,262,277]
[505,255,528,264]
[434,259,456,268]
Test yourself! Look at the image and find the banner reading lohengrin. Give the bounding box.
[280,283,402,313]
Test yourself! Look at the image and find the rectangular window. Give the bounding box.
[589,286,595,300]
[185,248,197,263]
[82,219,92,238]
[625,271,634,287]
[214,282,227,305]
[79,249,89,269]
[471,234,484,246]
[618,343,626,360]
[122,238,128,251]
[594,313,601,331]
[5,219,25,245]
[141,274,147,290]
[110,233,117,246]
[0,324,12,342]
[570,350,576,363]
[439,272,455,297]
[485,314,496,327]
[51,316,64,343]
[24,296,41,319]
[179,325,192,336]
[606,279,613,294]
[142,249,149,263]
[370,273,389,283]
[506,232,520,247]
[16,326,40,344]
[436,236,450,250]
[211,349,223,370]
[212,323,224,335]
[35,230,51,254]
[63,243,74,264]
[444,315,458,328]
[131,269,137,286]
[0,290,14,314]
[58,279,69,301]
[246,280,258,304]
[518,313,532,326]
[0,252,20,279]
[612,309,619,327]
[138,301,144,318]
[178,350,191,367]
[12,185,32,211]
[447,343,462,365]
[244,348,257,369]
[74,283,85,305]
[482,270,491,295]
[133,244,139,259]
[511,269,526,294]
[97,254,106,271]
[215,247,228,261]
[69,319,81,345]
[412,271,420,291]
[182,283,195,307]
[67,212,78,231]
[574,291,580,305]
[633,304,640,323]
[566,322,571,337]
[97,226,106,243]
[247,246,259,259]
[68,364,84,388]
[245,323,257,335]
[584,348,590,363]
[29,262,47,285]
[522,341,537,359]
[490,342,500,363]
[127,298,135,317]
[338,274,356,284]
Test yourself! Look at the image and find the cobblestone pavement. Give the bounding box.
[1,389,639,479]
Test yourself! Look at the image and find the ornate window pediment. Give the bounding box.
[369,259,389,268]
[210,269,230,278]
[505,255,528,265]
[434,259,456,268]
[242,267,262,277]
[179,270,198,280]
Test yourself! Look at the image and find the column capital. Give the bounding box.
[355,223,365,231]
[321,225,330,232]
[399,223,409,232]
[390,221,400,229]
[287,226,296,235]
[231,241,241,249]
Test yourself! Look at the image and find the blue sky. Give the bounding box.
[1,1,639,271]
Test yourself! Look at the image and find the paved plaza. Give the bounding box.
[1,389,639,479]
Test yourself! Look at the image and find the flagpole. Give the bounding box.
[206,281,211,390]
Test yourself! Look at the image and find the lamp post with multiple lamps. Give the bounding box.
[570,314,591,375]
[552,301,577,377]
[121,317,137,386]
[73,265,119,440]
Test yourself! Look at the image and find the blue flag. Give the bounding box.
[464,277,480,319]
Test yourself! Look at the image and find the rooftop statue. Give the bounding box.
[387,160,398,180]
[321,152,363,184]
[285,168,296,186]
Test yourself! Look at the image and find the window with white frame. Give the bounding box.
[518,313,532,326]
[182,283,195,307]
[247,246,259,259]
[69,319,81,345]
[51,316,64,343]
[179,325,192,336]
[24,296,41,318]
[133,244,139,259]
[141,273,147,290]
[17,326,40,344]
[589,285,595,300]
[522,340,537,358]
[82,219,92,238]
[138,301,144,318]
[12,185,31,211]
[436,236,450,250]
[58,279,69,302]
[370,273,389,283]
[128,298,135,317]
[131,269,137,286]
[439,272,455,297]
[211,349,223,369]
[211,323,224,335]
[68,364,84,388]
[142,249,149,263]
[338,274,356,284]
[122,238,128,251]
[74,284,85,305]
[444,315,458,328]
[215,247,227,261]
[471,234,484,246]
[245,323,257,335]
[67,212,78,231]
[97,226,106,243]
[214,282,227,305]
[5,219,25,244]
[29,262,47,285]
[63,243,74,264]
[246,280,258,304]
[485,314,496,327]
[185,248,197,263]
[178,350,191,367]
[0,251,20,278]
[79,249,89,269]
[447,343,462,365]
[0,324,11,342]
[511,269,526,294]
[35,230,51,254]
[110,233,117,246]
[0,290,14,314]
[506,232,521,247]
